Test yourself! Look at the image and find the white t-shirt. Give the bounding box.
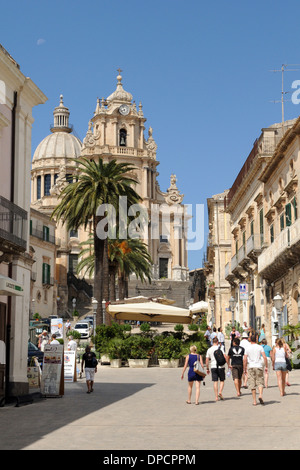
[245,343,264,369]
[206,344,226,369]
[240,339,250,354]
[68,340,77,351]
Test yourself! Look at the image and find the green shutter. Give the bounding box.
[259,209,264,244]
[280,214,285,231]
[43,226,49,241]
[270,225,274,243]
[285,203,292,227]
[293,197,298,220]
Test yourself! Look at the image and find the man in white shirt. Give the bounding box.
[67,335,77,352]
[50,334,60,345]
[240,333,250,389]
[206,337,227,401]
[243,334,268,406]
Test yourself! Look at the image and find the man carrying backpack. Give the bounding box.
[227,337,245,397]
[206,337,227,401]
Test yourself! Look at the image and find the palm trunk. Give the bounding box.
[94,219,104,325]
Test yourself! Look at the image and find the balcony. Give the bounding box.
[246,234,263,262]
[31,227,56,244]
[258,218,300,281]
[0,196,27,252]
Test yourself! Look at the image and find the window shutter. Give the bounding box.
[285,203,292,227]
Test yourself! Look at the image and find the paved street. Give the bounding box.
[1,363,300,451]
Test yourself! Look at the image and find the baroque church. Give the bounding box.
[31,72,190,315]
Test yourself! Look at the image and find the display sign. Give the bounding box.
[239,283,249,301]
[51,318,63,339]
[64,350,76,382]
[41,344,64,396]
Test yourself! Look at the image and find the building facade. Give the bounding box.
[31,73,190,312]
[223,118,299,344]
[0,44,47,400]
[204,190,231,327]
[29,208,57,318]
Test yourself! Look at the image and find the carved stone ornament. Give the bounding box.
[165,174,184,205]
[83,120,101,148]
[50,164,68,196]
[146,127,157,154]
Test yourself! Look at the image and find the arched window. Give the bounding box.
[119,128,127,147]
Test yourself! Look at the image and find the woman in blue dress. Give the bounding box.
[181,345,204,405]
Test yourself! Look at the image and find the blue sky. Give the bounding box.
[2,0,300,269]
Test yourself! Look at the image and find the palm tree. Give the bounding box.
[51,157,140,324]
[77,237,153,305]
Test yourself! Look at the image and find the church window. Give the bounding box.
[159,258,168,279]
[119,128,127,147]
[69,254,78,274]
[37,176,41,199]
[44,174,51,196]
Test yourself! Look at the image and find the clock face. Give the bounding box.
[119,104,130,116]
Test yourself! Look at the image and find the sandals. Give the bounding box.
[186,401,191,404]
[218,393,224,401]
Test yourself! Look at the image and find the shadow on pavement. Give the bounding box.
[0,381,155,450]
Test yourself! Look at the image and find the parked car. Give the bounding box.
[84,316,94,329]
[74,322,91,339]
[28,341,44,366]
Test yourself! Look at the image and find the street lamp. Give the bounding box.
[209,298,215,326]
[273,293,283,338]
[92,297,98,337]
[229,296,237,326]
[102,300,106,325]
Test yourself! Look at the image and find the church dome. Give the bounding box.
[32,95,82,162]
[106,71,133,103]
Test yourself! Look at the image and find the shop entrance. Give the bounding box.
[0,302,6,406]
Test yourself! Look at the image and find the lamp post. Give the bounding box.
[273,293,283,338]
[102,300,106,325]
[92,297,98,337]
[229,296,237,326]
[209,298,215,327]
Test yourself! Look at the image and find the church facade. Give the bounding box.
[31,72,190,314]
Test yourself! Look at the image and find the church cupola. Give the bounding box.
[50,95,72,133]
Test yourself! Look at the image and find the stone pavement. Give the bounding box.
[1,363,300,450]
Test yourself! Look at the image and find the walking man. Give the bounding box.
[227,338,245,397]
[206,337,227,401]
[243,334,268,406]
[81,346,97,394]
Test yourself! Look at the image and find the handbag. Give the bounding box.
[193,355,206,377]
[285,346,292,372]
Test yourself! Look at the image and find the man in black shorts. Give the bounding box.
[81,346,97,394]
[227,338,245,397]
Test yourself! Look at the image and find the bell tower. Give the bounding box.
[80,71,189,286]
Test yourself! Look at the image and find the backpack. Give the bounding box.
[214,346,226,367]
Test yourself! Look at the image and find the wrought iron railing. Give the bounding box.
[0,195,27,251]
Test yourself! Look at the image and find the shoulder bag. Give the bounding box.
[193,355,206,377]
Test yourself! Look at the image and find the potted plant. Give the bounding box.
[106,338,128,368]
[125,335,153,367]
[154,335,182,368]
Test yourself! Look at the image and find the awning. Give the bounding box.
[0,274,24,296]
[107,301,192,324]
[189,300,208,313]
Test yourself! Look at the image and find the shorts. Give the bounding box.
[274,362,287,371]
[85,368,95,381]
[248,368,264,390]
[232,365,243,380]
[211,367,225,382]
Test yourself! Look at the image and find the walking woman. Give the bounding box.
[181,345,204,405]
[271,339,288,397]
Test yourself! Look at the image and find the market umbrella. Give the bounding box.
[189,300,208,313]
[107,301,192,324]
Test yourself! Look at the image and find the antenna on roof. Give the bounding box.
[270,64,300,131]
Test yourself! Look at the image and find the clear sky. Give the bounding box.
[2,0,300,270]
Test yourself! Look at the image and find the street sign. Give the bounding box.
[239,283,249,301]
